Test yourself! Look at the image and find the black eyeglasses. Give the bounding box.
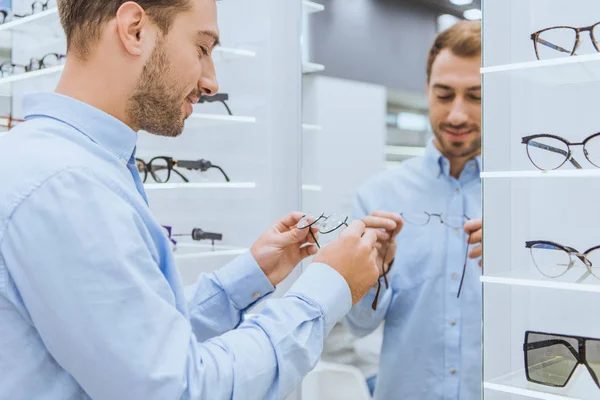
[199,93,233,116]
[531,22,600,61]
[136,157,230,183]
[524,331,600,389]
[526,240,600,280]
[522,133,600,171]
[162,225,223,248]
[400,212,472,298]
[0,1,51,24]
[0,53,65,77]
[298,213,394,311]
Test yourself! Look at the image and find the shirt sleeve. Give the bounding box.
[186,252,276,342]
[346,188,394,337]
[1,169,352,400]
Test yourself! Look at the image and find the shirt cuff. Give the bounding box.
[286,263,352,334]
[214,251,275,310]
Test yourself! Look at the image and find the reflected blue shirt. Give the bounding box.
[347,140,482,400]
[0,93,352,400]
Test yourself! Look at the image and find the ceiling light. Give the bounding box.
[450,0,473,5]
[438,14,461,32]
[463,8,482,20]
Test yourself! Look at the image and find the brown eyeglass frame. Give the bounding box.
[531,22,600,61]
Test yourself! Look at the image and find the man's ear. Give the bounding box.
[115,2,148,56]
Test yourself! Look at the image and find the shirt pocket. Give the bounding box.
[390,225,445,290]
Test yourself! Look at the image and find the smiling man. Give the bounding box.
[0,1,383,399]
[346,21,484,399]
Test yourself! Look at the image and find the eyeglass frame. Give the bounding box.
[199,93,233,116]
[525,240,600,279]
[0,53,65,77]
[522,133,600,170]
[531,22,600,61]
[524,330,600,389]
[136,156,230,183]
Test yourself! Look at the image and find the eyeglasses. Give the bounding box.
[526,240,600,280]
[199,93,233,116]
[524,331,600,389]
[400,212,472,298]
[0,53,65,77]
[0,1,50,24]
[135,157,230,183]
[162,225,223,250]
[298,213,394,311]
[522,133,600,171]
[531,22,600,61]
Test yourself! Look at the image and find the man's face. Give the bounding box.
[427,49,481,160]
[127,0,220,137]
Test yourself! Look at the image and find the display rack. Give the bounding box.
[482,1,600,399]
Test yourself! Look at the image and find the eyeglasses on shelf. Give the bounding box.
[0,1,51,24]
[135,157,230,183]
[162,225,223,250]
[526,240,600,280]
[0,53,66,77]
[199,93,233,116]
[531,22,600,60]
[522,133,600,171]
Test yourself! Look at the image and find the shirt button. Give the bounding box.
[452,273,458,280]
[470,163,475,169]
[252,292,261,299]
[453,228,460,236]
[450,320,457,326]
[449,368,457,375]
[455,188,460,195]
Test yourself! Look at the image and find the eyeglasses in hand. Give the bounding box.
[136,157,230,183]
[531,22,600,61]
[522,133,600,171]
[400,212,472,298]
[199,93,233,116]
[526,240,600,280]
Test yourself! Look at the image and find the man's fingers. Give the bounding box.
[300,243,319,259]
[363,215,397,231]
[279,211,309,230]
[360,228,378,248]
[374,229,391,242]
[468,229,482,244]
[464,218,482,234]
[469,245,482,259]
[341,220,366,238]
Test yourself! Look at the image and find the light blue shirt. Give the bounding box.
[347,140,482,400]
[0,93,352,400]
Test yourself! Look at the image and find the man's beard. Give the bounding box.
[127,39,187,138]
[432,124,481,159]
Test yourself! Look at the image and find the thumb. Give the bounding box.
[300,243,318,259]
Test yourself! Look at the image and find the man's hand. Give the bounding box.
[250,212,319,286]
[362,211,404,274]
[314,221,380,304]
[465,218,482,267]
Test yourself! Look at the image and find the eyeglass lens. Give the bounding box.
[526,332,580,387]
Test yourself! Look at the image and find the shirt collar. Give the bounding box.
[23,93,138,163]
[423,137,482,179]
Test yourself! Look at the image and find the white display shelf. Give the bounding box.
[212,47,257,61]
[188,113,256,124]
[302,184,322,192]
[481,54,600,86]
[481,170,600,179]
[481,269,600,293]
[302,123,322,131]
[385,145,427,157]
[0,65,64,86]
[303,1,325,14]
[0,8,58,33]
[174,243,247,260]
[484,368,598,400]
[303,62,325,74]
[144,182,256,190]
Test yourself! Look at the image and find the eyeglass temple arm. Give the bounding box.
[170,168,190,183]
[211,165,231,182]
[534,36,573,54]
[526,339,579,360]
[525,139,582,169]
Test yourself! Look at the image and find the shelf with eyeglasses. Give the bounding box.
[481,269,600,294]
[481,53,600,86]
[0,6,58,34]
[144,182,256,190]
[302,1,325,14]
[484,368,596,400]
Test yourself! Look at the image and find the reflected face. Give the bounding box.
[127,0,220,137]
[427,49,481,160]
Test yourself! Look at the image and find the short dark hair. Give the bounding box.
[57,0,191,59]
[426,20,481,83]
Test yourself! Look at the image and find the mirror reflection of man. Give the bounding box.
[347,21,484,399]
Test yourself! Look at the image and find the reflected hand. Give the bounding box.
[250,212,319,286]
[362,211,404,274]
[465,218,482,267]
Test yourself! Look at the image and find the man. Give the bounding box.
[0,1,386,399]
[347,20,484,399]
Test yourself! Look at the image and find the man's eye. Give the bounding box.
[198,46,209,57]
[470,95,481,101]
[437,95,453,101]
